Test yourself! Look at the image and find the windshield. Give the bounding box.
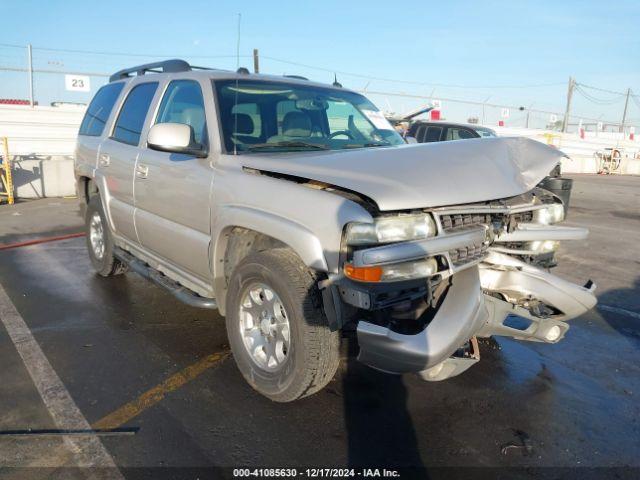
[214,79,405,153]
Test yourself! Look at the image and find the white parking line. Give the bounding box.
[0,281,123,476]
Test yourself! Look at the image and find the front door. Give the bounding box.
[97,81,159,242]
[134,79,214,281]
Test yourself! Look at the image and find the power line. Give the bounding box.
[0,43,569,89]
[0,42,24,49]
[0,42,245,60]
[577,82,628,97]
[574,85,623,105]
[1,41,635,97]
[0,65,109,77]
[262,55,566,90]
[359,88,615,123]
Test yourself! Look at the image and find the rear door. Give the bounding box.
[134,79,214,281]
[97,81,158,242]
[76,82,125,174]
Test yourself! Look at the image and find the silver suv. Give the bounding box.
[75,60,596,402]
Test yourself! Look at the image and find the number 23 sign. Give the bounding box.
[65,75,91,92]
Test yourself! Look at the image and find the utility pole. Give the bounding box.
[525,103,534,129]
[562,76,575,133]
[27,44,34,107]
[253,49,259,74]
[620,88,631,132]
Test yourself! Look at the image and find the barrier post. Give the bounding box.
[1,137,14,204]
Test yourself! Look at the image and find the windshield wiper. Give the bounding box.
[342,142,391,149]
[247,141,329,151]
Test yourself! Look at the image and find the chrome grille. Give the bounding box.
[439,213,491,232]
[436,201,537,268]
[511,210,533,224]
[448,243,490,267]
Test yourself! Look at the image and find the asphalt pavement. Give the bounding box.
[0,174,638,479]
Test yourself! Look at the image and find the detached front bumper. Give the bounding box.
[356,265,486,374]
[346,215,597,379]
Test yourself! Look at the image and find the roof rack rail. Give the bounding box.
[109,59,192,82]
[283,74,308,81]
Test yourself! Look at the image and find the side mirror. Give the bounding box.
[405,136,418,144]
[147,123,207,157]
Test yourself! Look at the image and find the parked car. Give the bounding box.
[75,60,596,402]
[408,121,497,143]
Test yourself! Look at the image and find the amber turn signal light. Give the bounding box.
[344,263,383,282]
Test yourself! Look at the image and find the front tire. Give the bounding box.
[226,249,340,402]
[85,195,127,277]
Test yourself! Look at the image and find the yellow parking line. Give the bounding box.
[92,350,230,430]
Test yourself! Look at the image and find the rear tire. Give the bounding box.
[226,248,340,402]
[85,195,127,277]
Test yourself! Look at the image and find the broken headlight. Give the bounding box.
[529,240,559,253]
[533,203,565,225]
[345,213,436,246]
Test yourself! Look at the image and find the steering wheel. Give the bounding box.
[328,130,355,140]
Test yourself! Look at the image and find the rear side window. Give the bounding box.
[423,126,443,142]
[78,83,124,136]
[415,125,427,142]
[446,127,475,141]
[155,80,207,145]
[112,82,158,146]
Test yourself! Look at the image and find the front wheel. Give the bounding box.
[225,249,340,402]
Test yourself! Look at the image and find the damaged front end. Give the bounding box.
[329,187,597,381]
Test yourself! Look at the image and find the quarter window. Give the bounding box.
[79,82,124,136]
[155,80,207,145]
[112,82,158,146]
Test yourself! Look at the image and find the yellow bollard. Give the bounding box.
[542,132,561,148]
[1,137,14,205]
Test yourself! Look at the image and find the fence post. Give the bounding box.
[27,44,34,107]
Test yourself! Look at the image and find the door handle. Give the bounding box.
[135,164,149,179]
[98,153,110,167]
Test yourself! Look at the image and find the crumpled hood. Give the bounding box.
[241,137,564,211]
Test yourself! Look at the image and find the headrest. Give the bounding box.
[283,111,311,137]
[232,113,254,135]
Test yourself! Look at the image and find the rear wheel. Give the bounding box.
[226,248,340,402]
[85,195,127,277]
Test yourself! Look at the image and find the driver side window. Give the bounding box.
[155,80,207,145]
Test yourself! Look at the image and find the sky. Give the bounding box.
[1,0,639,125]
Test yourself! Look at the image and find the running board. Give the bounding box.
[114,248,218,310]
